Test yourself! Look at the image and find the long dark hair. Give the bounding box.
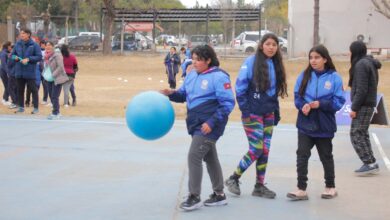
[348,41,367,87]
[191,45,219,67]
[61,44,70,57]
[253,33,287,98]
[298,44,336,96]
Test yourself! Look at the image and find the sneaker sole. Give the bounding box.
[252,192,276,199]
[355,168,379,177]
[180,202,203,211]
[321,192,338,199]
[287,193,309,201]
[224,181,241,196]
[204,200,228,207]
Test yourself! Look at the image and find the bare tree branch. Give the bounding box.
[372,0,390,19]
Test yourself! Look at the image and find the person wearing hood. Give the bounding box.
[11,28,42,114]
[348,41,382,176]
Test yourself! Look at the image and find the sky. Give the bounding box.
[179,0,261,8]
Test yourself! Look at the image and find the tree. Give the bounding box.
[313,0,319,46]
[262,0,288,35]
[102,0,115,55]
[6,2,37,30]
[372,0,390,19]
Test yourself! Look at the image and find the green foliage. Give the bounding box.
[261,0,288,35]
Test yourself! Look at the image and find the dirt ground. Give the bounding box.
[1,53,389,124]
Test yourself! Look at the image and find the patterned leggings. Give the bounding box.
[235,113,274,184]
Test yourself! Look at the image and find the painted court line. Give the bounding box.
[372,132,390,170]
[0,117,350,134]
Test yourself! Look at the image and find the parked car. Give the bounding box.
[111,33,138,51]
[232,30,272,53]
[155,35,177,46]
[79,32,103,39]
[278,36,288,52]
[68,35,101,51]
[144,35,153,49]
[56,35,77,48]
[188,35,211,48]
[135,32,148,50]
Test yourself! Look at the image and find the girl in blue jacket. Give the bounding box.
[287,45,345,201]
[225,33,288,199]
[161,45,235,211]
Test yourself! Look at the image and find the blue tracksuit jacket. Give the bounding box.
[11,38,42,79]
[168,67,235,140]
[294,70,346,138]
[235,55,280,122]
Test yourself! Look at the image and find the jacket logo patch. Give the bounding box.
[201,79,209,89]
[324,81,332,90]
[224,83,231,89]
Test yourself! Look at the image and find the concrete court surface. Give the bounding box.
[0,115,389,220]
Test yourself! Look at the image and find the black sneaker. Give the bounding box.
[224,176,241,195]
[72,100,77,106]
[204,192,228,206]
[355,163,379,176]
[252,183,276,199]
[180,194,202,211]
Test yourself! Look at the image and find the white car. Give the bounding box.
[232,30,272,53]
[56,36,77,48]
[278,37,288,52]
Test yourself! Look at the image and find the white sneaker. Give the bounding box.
[45,103,53,107]
[64,104,69,108]
[2,99,11,106]
[41,101,48,105]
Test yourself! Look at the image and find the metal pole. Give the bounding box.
[179,19,182,47]
[259,4,262,41]
[206,4,209,44]
[100,4,103,43]
[7,16,14,43]
[120,17,124,54]
[152,9,156,52]
[65,16,69,44]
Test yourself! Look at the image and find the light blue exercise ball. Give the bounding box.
[125,91,175,140]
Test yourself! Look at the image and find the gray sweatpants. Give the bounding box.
[188,135,224,196]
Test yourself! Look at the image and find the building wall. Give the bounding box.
[288,0,390,57]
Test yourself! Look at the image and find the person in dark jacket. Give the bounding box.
[348,41,381,176]
[224,33,288,199]
[161,45,235,211]
[11,28,42,114]
[164,47,180,89]
[287,45,345,201]
[7,45,18,109]
[0,41,11,105]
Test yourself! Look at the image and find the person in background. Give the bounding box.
[7,44,18,109]
[11,28,42,114]
[0,41,11,106]
[180,46,192,78]
[348,41,382,176]
[61,44,78,107]
[164,47,180,89]
[39,40,50,106]
[44,41,69,120]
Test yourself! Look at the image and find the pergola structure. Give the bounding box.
[101,6,262,52]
